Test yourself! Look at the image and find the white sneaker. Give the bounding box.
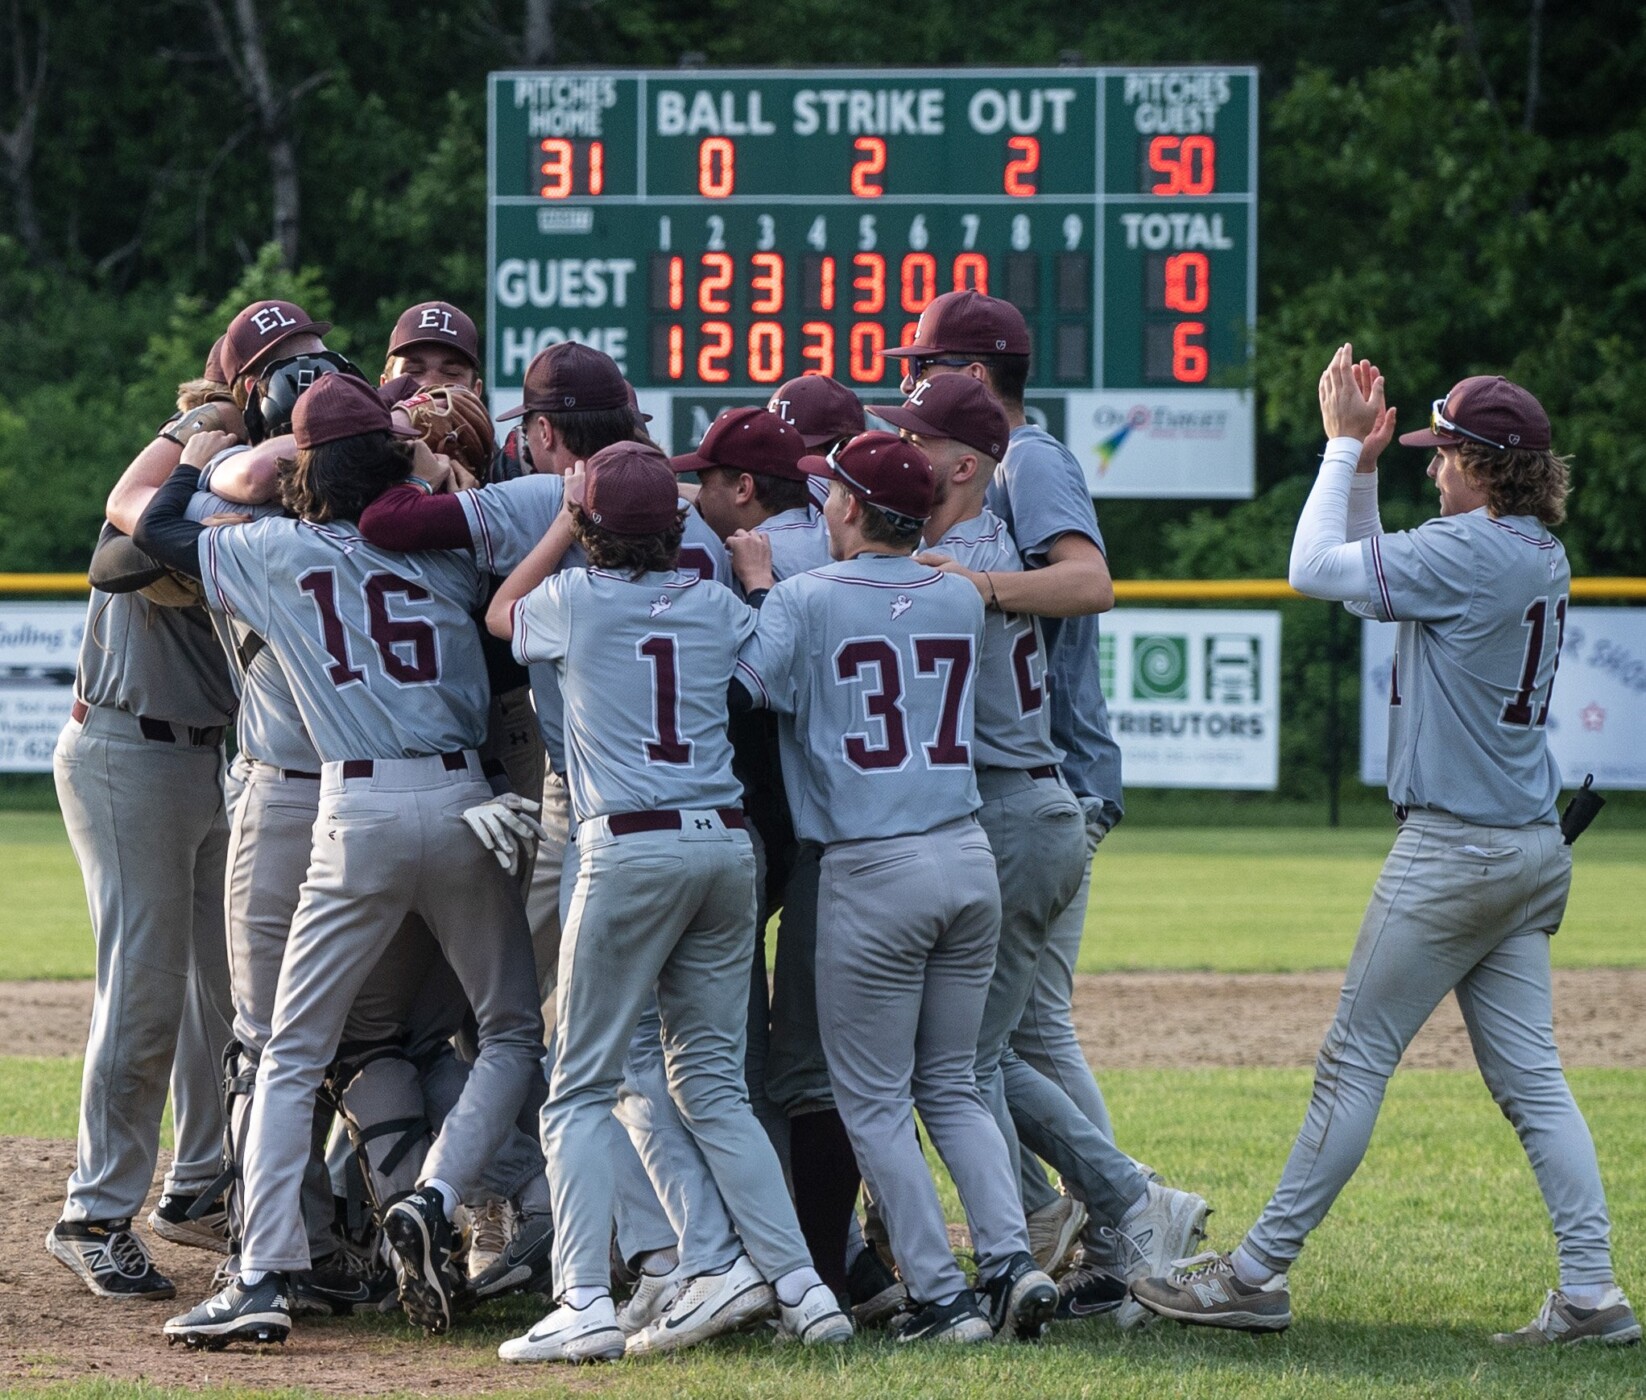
[626,1255,776,1355]
[467,1198,514,1281]
[777,1282,854,1345]
[617,1265,684,1337]
[498,1296,625,1363]
[1107,1183,1211,1330]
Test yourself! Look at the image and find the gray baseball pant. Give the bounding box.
[1243,812,1614,1288]
[525,767,572,1004]
[973,770,1148,1226]
[817,817,1029,1304]
[238,754,543,1274]
[544,814,810,1293]
[54,705,232,1222]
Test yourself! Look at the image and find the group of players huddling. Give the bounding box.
[44,283,1638,1359]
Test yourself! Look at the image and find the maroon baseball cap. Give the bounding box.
[203,335,227,384]
[670,407,807,481]
[870,375,1010,462]
[293,373,418,451]
[566,442,683,536]
[221,299,332,384]
[799,431,935,524]
[377,372,422,408]
[1399,374,1551,452]
[882,290,1031,360]
[767,375,866,448]
[498,342,630,420]
[624,379,654,424]
[386,300,481,368]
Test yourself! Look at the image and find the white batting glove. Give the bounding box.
[460,794,549,877]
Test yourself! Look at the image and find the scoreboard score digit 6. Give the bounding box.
[488,68,1257,498]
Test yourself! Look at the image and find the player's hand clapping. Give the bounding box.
[1319,342,1383,444]
[727,529,775,594]
[1350,357,1397,474]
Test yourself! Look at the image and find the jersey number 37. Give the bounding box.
[834,634,974,774]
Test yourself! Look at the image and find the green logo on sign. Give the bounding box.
[1132,634,1189,701]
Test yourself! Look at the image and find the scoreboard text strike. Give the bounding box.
[487,69,1257,498]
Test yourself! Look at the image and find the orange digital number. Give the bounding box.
[952,253,989,294]
[1004,135,1040,197]
[538,138,573,199]
[900,253,937,313]
[588,141,605,196]
[749,322,785,383]
[1163,252,1209,313]
[698,253,734,314]
[698,321,733,383]
[848,322,886,383]
[1149,135,1216,195]
[852,253,886,313]
[751,252,785,314]
[1172,322,1209,383]
[801,322,836,377]
[666,324,684,380]
[666,256,685,312]
[699,137,735,198]
[818,257,837,311]
[851,136,886,198]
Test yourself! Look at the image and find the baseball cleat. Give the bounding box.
[46,1218,175,1300]
[1053,1249,1128,1322]
[616,1263,684,1337]
[470,1210,554,1301]
[148,1191,232,1255]
[977,1250,1059,1340]
[625,1254,777,1355]
[383,1188,462,1335]
[1129,1251,1290,1333]
[777,1282,854,1345]
[1491,1288,1642,1347]
[163,1274,292,1349]
[889,1293,994,1344]
[846,1246,907,1327]
[498,1295,625,1363]
[1026,1194,1088,1279]
[1107,1182,1211,1329]
[290,1249,397,1317]
[466,1197,514,1281]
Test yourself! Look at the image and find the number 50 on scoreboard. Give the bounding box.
[487,68,1258,499]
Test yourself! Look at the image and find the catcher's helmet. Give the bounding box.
[246,351,366,443]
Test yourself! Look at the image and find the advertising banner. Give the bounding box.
[0,602,82,772]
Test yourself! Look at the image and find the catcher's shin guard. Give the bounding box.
[323,1040,434,1244]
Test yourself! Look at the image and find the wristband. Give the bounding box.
[403,475,435,496]
[984,572,1000,609]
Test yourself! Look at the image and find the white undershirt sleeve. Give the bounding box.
[1288,437,1374,602]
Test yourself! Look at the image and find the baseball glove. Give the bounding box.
[400,386,496,484]
[163,398,247,446]
[140,569,207,608]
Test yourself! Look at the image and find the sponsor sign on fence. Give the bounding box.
[0,602,82,772]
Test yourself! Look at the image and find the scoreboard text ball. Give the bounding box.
[487,69,1258,498]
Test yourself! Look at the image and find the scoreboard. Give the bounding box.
[487,68,1257,497]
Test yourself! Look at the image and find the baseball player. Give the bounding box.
[486,442,849,1362]
[888,292,1134,1307]
[44,367,239,1301]
[767,374,866,509]
[1133,349,1638,1346]
[729,431,1057,1343]
[381,301,484,394]
[136,373,545,1347]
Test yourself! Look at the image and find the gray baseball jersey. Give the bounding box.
[512,568,755,820]
[198,518,490,761]
[924,509,1062,772]
[1362,511,1569,827]
[75,585,236,728]
[756,505,831,584]
[734,554,984,845]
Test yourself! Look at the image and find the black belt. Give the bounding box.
[282,769,321,781]
[340,752,470,781]
[71,698,225,748]
[1027,764,1059,781]
[607,808,746,837]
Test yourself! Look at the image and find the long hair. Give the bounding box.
[176,378,232,412]
[568,505,685,578]
[278,432,414,523]
[1456,442,1571,526]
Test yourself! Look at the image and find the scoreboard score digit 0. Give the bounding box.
[487,68,1257,498]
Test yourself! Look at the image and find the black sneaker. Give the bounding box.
[889,1293,993,1343]
[46,1218,175,1300]
[291,1250,397,1317]
[148,1191,231,1254]
[383,1189,462,1335]
[163,1274,291,1349]
[470,1210,554,1300]
[1054,1252,1128,1321]
[978,1250,1059,1340]
[847,1246,907,1327]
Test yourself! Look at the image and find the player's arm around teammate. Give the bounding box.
[1132,347,1638,1346]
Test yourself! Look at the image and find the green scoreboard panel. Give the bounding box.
[488,69,1257,497]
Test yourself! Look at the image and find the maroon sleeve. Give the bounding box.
[357,485,473,552]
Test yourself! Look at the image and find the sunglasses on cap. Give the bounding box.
[909,355,976,380]
[1430,396,1505,452]
[823,442,927,530]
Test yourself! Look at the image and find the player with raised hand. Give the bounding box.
[729,431,1056,1344]
[136,372,545,1348]
[487,443,848,1363]
[1133,347,1638,1346]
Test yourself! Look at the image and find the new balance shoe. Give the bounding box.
[290,1250,397,1317]
[163,1274,291,1349]
[1491,1288,1642,1347]
[46,1218,175,1300]
[498,1295,625,1363]
[777,1282,854,1345]
[977,1250,1058,1340]
[383,1188,462,1335]
[1107,1183,1211,1329]
[1026,1194,1087,1279]
[626,1254,777,1355]
[616,1264,683,1336]
[148,1191,231,1255]
[466,1197,514,1281]
[1130,1251,1290,1333]
[470,1210,554,1300]
[889,1293,993,1344]
[1053,1250,1127,1322]
[846,1246,907,1327]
